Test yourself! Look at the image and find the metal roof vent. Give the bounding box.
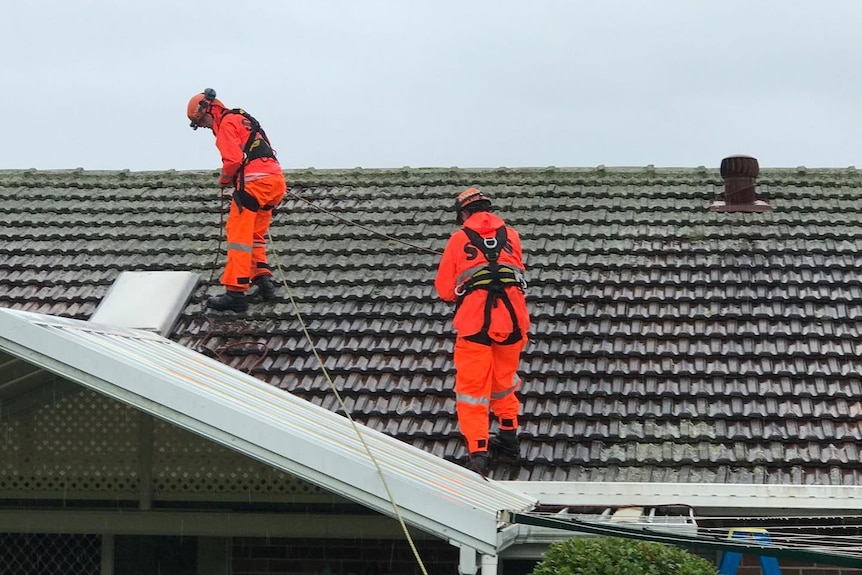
[89,271,199,336]
[709,155,771,212]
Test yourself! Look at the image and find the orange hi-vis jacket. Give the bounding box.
[212,110,282,189]
[435,212,530,342]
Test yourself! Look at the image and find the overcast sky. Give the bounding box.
[2,1,860,172]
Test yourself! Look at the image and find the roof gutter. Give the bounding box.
[505,481,862,514]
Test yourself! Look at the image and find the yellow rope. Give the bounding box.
[267,231,430,575]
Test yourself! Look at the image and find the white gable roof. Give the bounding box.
[0,307,536,555]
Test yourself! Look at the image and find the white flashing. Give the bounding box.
[505,481,862,511]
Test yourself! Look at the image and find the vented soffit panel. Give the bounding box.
[0,307,537,555]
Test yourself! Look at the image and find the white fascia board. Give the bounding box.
[0,308,536,555]
[505,481,862,513]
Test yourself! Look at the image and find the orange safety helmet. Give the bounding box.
[187,88,223,129]
[455,187,492,224]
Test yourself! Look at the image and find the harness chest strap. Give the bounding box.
[456,227,527,296]
[456,226,526,346]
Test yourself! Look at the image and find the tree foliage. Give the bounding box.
[530,536,719,575]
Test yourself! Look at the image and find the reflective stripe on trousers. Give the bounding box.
[455,392,489,406]
[226,242,253,253]
[491,375,521,400]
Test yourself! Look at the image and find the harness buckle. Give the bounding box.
[483,237,498,249]
[514,270,528,290]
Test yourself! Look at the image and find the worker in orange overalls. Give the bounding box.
[434,188,530,476]
[187,88,286,312]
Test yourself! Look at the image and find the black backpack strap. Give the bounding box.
[462,226,505,261]
[224,109,277,193]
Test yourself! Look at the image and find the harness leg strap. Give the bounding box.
[233,189,260,212]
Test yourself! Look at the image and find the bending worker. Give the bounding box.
[434,187,530,476]
[187,88,286,312]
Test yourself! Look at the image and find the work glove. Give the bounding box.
[217,176,233,199]
[217,172,234,187]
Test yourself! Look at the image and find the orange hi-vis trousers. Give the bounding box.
[221,174,287,291]
[453,336,525,454]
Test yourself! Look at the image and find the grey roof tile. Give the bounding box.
[6,167,862,484]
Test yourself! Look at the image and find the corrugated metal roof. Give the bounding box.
[0,307,536,555]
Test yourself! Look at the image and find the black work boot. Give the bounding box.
[466,452,490,477]
[489,429,519,462]
[206,291,248,312]
[251,275,277,301]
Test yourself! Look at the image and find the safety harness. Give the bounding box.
[456,226,527,345]
[223,108,278,212]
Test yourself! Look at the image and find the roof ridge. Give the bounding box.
[1,165,862,187]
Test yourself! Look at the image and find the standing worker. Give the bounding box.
[187,88,286,312]
[434,187,530,476]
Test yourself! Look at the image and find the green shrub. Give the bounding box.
[529,536,719,575]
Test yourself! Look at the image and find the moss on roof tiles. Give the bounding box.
[6,165,862,482]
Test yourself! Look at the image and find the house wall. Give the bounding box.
[231,537,459,575]
[4,377,861,575]
[0,389,465,574]
[8,533,862,575]
[232,539,862,575]
[735,553,862,575]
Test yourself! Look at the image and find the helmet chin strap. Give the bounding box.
[455,200,465,225]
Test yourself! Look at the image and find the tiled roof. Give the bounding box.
[3,166,862,484]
